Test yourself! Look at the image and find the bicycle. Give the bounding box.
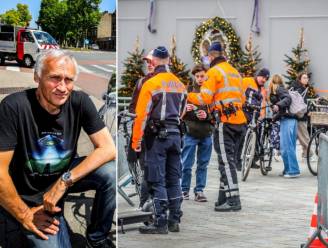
[241,105,273,182]
[98,91,116,139]
[306,98,328,176]
[117,110,144,206]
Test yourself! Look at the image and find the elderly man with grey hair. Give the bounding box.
[0,49,116,248]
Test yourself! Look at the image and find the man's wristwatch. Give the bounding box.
[61,171,74,188]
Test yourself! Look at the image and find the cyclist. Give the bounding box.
[242,68,270,123]
[241,68,270,169]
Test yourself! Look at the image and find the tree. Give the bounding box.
[38,0,101,47]
[169,36,192,85]
[284,28,316,97]
[1,9,20,25]
[0,4,32,27]
[16,4,32,26]
[118,39,145,97]
[66,0,101,47]
[238,33,261,77]
[38,0,68,45]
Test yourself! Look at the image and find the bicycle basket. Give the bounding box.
[310,112,328,126]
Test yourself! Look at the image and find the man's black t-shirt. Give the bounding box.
[0,89,105,206]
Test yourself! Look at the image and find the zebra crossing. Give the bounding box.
[0,63,116,79]
[78,63,116,79]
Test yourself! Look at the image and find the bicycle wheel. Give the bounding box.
[99,103,116,139]
[128,161,144,200]
[307,129,323,176]
[260,132,273,176]
[241,129,257,181]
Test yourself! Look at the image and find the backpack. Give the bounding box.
[288,87,308,118]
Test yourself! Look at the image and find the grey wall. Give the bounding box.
[118,0,328,95]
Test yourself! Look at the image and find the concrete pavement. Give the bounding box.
[118,144,317,248]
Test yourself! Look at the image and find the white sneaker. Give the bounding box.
[284,173,301,178]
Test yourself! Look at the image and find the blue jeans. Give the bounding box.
[280,118,300,175]
[181,134,212,193]
[1,158,116,248]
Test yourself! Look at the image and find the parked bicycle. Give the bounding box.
[306,98,328,176]
[241,105,273,182]
[98,91,116,139]
[117,110,144,206]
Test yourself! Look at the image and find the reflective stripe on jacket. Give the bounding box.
[188,61,246,124]
[132,68,187,149]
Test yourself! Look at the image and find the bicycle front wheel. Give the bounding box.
[128,161,144,201]
[260,132,273,176]
[241,129,257,182]
[307,129,323,176]
[99,103,116,140]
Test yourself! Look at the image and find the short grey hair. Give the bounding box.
[34,49,79,80]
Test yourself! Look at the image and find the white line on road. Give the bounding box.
[6,67,20,72]
[78,65,94,74]
[106,64,116,68]
[91,64,114,73]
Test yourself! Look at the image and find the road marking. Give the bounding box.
[91,64,114,73]
[78,65,94,74]
[106,64,116,68]
[6,67,20,72]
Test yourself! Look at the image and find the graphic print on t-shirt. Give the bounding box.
[26,132,72,176]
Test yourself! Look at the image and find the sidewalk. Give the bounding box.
[0,70,110,247]
[118,144,316,248]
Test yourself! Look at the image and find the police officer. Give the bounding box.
[242,68,270,123]
[128,50,155,209]
[188,42,246,212]
[132,46,187,233]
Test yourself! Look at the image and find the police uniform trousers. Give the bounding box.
[213,122,247,205]
[144,132,183,227]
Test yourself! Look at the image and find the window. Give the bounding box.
[20,32,34,43]
[0,33,14,41]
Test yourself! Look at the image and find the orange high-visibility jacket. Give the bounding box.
[188,61,246,124]
[242,77,267,118]
[132,71,187,149]
[242,77,258,93]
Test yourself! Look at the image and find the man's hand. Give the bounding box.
[272,105,279,113]
[186,104,196,112]
[20,205,60,240]
[196,110,207,120]
[133,140,142,152]
[43,180,66,213]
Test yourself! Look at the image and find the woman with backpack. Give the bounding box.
[291,72,315,160]
[269,74,301,178]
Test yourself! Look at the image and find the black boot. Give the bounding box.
[214,189,226,207]
[139,224,168,234]
[168,221,180,232]
[214,197,241,212]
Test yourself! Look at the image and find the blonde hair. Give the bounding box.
[269,74,284,95]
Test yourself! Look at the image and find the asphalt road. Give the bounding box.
[0,50,116,99]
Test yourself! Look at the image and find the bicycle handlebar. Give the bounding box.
[118,110,137,119]
[245,103,271,111]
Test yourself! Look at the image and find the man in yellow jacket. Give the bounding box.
[188,42,246,211]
